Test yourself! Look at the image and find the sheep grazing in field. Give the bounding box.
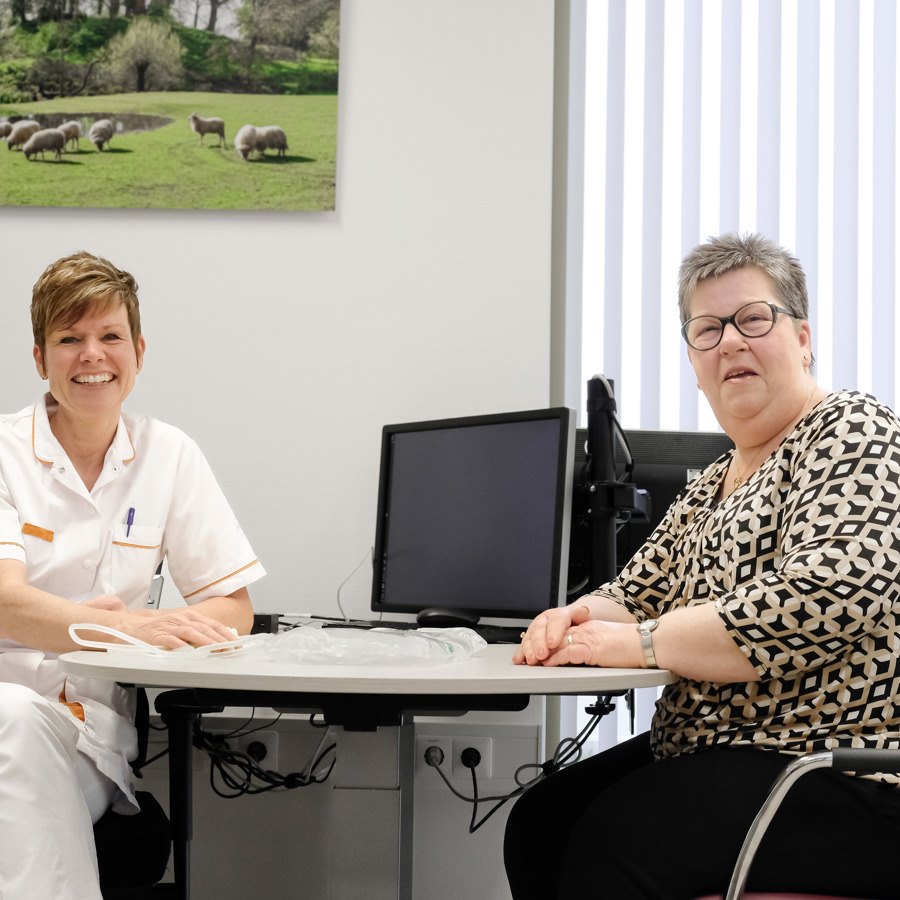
[0,122,12,140]
[233,124,257,161]
[59,120,81,151]
[255,125,288,157]
[89,118,115,152]
[188,113,225,147]
[22,128,66,161]
[6,120,40,151]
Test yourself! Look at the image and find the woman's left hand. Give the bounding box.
[536,617,643,668]
[517,604,644,668]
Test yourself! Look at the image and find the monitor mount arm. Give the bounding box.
[577,376,650,592]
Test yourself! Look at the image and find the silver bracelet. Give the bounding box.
[637,618,660,668]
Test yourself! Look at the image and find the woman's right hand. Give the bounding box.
[79,598,239,651]
[513,605,592,666]
[123,607,239,650]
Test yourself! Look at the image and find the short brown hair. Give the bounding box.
[31,252,142,358]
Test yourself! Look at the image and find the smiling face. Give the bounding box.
[33,302,145,433]
[687,266,813,443]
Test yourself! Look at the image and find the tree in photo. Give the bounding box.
[236,0,336,59]
[307,7,338,59]
[105,16,184,91]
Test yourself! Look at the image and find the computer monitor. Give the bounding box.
[371,407,577,624]
[568,427,734,595]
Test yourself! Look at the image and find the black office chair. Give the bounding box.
[92,687,174,900]
[694,747,900,900]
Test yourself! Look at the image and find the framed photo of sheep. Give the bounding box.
[0,0,340,211]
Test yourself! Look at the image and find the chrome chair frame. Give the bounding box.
[721,747,900,900]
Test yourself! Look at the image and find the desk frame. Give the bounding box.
[60,646,674,900]
[155,688,529,900]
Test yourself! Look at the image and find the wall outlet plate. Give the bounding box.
[415,735,453,777]
[452,737,492,778]
[236,731,279,770]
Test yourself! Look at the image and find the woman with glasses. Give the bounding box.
[506,233,900,899]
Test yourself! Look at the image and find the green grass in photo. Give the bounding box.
[0,91,337,210]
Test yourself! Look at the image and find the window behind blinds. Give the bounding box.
[580,0,898,432]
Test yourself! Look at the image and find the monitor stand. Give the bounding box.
[415,607,481,628]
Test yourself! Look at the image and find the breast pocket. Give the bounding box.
[111,523,164,607]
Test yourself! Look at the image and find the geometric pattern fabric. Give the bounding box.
[592,391,900,786]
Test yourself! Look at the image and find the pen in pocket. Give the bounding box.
[126,507,135,537]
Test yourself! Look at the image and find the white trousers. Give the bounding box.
[0,682,116,900]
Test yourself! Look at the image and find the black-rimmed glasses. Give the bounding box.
[681,301,798,351]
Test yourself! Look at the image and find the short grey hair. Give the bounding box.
[677,232,809,326]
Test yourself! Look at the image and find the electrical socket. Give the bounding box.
[415,735,453,777]
[452,737,492,778]
[236,731,279,770]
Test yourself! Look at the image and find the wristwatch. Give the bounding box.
[637,618,660,669]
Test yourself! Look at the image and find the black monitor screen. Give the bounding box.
[372,408,576,620]
[568,427,734,592]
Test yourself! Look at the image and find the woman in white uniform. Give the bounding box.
[0,252,266,899]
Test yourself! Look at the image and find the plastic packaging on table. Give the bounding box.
[67,622,487,667]
[262,624,487,666]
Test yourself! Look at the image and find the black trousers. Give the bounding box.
[503,732,900,900]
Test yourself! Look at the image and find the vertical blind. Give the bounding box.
[581,0,899,432]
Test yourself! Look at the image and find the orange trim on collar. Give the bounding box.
[31,403,136,466]
[121,427,136,464]
[32,406,53,465]
[183,560,260,599]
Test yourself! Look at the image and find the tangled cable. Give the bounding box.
[193,712,337,799]
[424,696,611,832]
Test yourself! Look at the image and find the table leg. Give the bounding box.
[160,706,197,900]
[330,720,415,900]
[398,719,415,900]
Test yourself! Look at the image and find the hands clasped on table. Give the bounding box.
[513,605,641,669]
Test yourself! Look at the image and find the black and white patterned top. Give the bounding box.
[592,390,900,784]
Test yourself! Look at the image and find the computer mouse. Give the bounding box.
[415,606,481,628]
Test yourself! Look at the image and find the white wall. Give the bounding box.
[0,0,561,625]
[1,4,564,897]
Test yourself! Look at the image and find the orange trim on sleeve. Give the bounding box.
[0,541,25,551]
[183,559,260,599]
[23,523,54,543]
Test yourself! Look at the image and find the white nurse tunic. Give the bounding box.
[0,394,266,810]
